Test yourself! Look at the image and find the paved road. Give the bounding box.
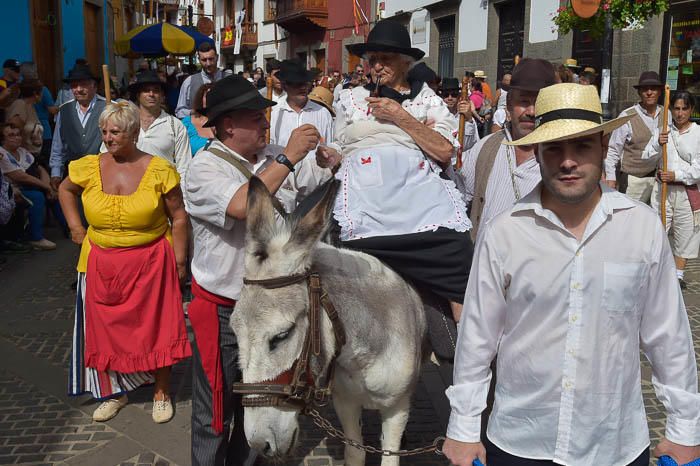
[0,228,698,465]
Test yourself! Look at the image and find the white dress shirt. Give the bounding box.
[642,122,700,186]
[100,110,191,179]
[447,183,700,465]
[175,69,226,119]
[460,128,541,229]
[183,139,330,299]
[49,95,105,177]
[270,97,334,149]
[605,104,670,181]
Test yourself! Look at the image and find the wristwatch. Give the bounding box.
[275,153,295,172]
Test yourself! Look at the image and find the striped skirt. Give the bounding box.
[69,272,154,400]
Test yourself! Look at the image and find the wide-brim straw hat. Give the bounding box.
[507,83,634,146]
[474,70,487,79]
[309,86,335,117]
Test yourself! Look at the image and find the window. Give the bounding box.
[437,16,455,79]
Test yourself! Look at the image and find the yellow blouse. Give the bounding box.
[69,154,180,273]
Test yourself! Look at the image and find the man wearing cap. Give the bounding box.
[100,71,191,178]
[184,75,327,466]
[460,58,557,241]
[443,83,700,466]
[258,58,286,103]
[441,77,479,154]
[175,42,227,119]
[269,60,333,202]
[605,70,669,203]
[49,64,106,191]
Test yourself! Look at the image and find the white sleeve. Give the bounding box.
[426,95,460,154]
[175,76,192,119]
[49,116,67,178]
[605,120,631,181]
[460,137,485,206]
[173,118,192,180]
[641,127,662,162]
[445,222,506,442]
[462,119,480,152]
[184,154,241,230]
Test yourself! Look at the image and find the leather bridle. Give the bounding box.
[232,271,347,410]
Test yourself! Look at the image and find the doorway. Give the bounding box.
[436,16,456,79]
[84,1,103,77]
[30,0,62,94]
[496,0,524,82]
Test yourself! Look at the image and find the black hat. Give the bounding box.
[634,71,664,89]
[408,62,437,83]
[201,75,276,127]
[64,64,99,83]
[441,77,460,91]
[2,59,19,71]
[128,70,166,96]
[508,58,557,93]
[277,60,315,84]
[347,19,425,61]
[266,58,282,74]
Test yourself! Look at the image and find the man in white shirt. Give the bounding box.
[440,77,479,153]
[101,71,191,179]
[605,71,669,203]
[443,83,700,466]
[258,59,286,103]
[175,42,227,119]
[184,75,327,466]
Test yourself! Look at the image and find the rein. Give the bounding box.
[232,271,347,410]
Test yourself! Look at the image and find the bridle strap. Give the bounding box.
[243,272,310,289]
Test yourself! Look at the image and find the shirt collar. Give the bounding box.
[513,182,636,218]
[635,103,662,119]
[75,95,99,113]
[277,96,318,113]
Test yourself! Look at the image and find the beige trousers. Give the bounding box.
[651,182,700,259]
[625,174,655,204]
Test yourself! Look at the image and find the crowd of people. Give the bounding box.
[3,17,700,466]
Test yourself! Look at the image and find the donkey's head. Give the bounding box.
[231,177,339,459]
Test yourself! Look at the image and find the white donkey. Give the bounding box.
[231,178,428,466]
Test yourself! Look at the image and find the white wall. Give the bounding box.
[254,0,286,67]
[528,0,559,43]
[457,0,488,53]
[382,0,443,18]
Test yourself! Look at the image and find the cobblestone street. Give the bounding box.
[1,229,699,465]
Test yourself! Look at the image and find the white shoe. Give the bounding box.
[28,238,56,250]
[152,398,174,423]
[92,395,127,422]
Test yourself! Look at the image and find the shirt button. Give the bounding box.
[571,315,578,323]
[572,282,581,290]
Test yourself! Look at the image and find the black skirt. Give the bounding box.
[342,228,473,304]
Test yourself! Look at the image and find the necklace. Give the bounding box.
[504,128,521,201]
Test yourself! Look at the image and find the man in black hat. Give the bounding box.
[183,75,326,466]
[49,64,106,190]
[460,58,557,241]
[257,58,286,103]
[102,70,191,178]
[269,59,333,202]
[441,77,479,154]
[175,42,227,118]
[604,70,670,203]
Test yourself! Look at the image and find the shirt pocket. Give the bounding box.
[602,262,648,313]
[349,152,383,189]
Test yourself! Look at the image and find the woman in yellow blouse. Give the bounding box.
[59,101,190,424]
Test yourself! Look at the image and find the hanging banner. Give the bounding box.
[222,25,234,48]
[234,9,245,55]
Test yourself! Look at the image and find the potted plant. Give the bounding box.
[552,0,669,37]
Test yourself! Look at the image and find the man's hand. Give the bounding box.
[50,177,62,192]
[458,100,474,121]
[366,97,408,125]
[316,145,342,169]
[658,170,676,183]
[69,226,87,246]
[284,124,321,164]
[442,438,486,466]
[654,437,700,465]
[659,130,669,146]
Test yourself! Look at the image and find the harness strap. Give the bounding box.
[243,272,309,288]
[309,274,322,356]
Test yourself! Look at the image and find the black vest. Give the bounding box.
[59,98,106,161]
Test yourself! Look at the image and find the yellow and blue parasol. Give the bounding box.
[115,22,215,57]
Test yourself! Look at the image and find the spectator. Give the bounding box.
[556,63,575,83]
[60,101,191,424]
[469,81,485,111]
[258,59,285,103]
[7,80,44,157]
[55,59,89,108]
[0,167,29,255]
[0,123,60,250]
[253,66,265,89]
[181,83,214,156]
[579,71,596,86]
[175,42,226,118]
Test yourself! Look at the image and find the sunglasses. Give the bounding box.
[441,90,460,98]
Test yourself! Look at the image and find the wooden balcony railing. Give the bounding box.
[275,0,327,30]
[220,22,258,51]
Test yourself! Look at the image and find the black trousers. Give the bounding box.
[484,437,650,466]
[190,305,256,466]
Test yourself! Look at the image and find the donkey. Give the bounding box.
[230,177,428,466]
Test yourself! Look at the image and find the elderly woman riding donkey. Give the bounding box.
[231,19,473,466]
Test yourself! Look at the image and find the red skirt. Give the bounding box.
[84,236,191,373]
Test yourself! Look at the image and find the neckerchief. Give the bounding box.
[364,78,425,104]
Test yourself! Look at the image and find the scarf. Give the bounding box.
[188,278,236,435]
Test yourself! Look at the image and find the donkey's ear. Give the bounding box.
[289,179,339,252]
[245,176,278,249]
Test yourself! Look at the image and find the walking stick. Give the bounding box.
[101,64,111,103]
[265,76,273,144]
[661,84,670,228]
[456,76,470,170]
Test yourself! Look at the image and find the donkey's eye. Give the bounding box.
[269,326,294,351]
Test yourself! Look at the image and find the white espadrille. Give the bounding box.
[152,398,174,423]
[92,395,128,422]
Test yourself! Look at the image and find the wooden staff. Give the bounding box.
[455,76,470,170]
[265,76,273,144]
[101,64,111,103]
[661,84,671,227]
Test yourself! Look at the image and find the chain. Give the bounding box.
[305,408,446,457]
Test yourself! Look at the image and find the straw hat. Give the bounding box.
[474,70,487,79]
[564,58,580,69]
[507,83,634,146]
[309,86,335,117]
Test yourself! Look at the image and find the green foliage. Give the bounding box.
[552,0,669,37]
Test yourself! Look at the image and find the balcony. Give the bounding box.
[220,22,258,52]
[275,0,327,31]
